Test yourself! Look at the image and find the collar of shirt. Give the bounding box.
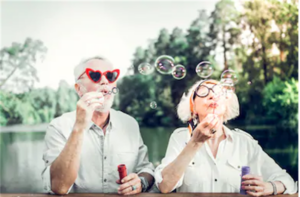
[223,125,234,142]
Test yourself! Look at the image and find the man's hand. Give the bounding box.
[242,174,270,197]
[74,92,104,130]
[117,173,142,195]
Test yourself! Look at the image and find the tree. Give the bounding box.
[186,10,211,72]
[55,80,79,117]
[242,0,275,84]
[233,0,298,124]
[0,91,41,125]
[263,77,298,130]
[119,0,298,128]
[0,38,47,92]
[209,0,241,71]
[0,81,78,126]
[26,87,57,123]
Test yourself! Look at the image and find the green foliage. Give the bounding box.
[0,91,41,125]
[0,91,20,125]
[117,74,175,127]
[263,77,298,129]
[120,0,298,128]
[209,0,241,70]
[0,38,47,93]
[0,81,78,126]
[55,80,78,117]
[241,0,298,84]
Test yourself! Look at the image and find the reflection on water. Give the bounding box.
[0,132,45,192]
[0,125,298,192]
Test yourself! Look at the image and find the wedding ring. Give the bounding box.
[131,185,137,191]
[210,129,217,134]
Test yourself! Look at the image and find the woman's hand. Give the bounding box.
[242,174,272,196]
[191,114,219,144]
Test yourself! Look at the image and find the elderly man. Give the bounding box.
[42,56,154,195]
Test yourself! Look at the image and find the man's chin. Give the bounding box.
[95,102,113,113]
[94,97,114,113]
[95,108,110,113]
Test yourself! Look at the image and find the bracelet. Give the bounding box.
[268,181,277,195]
[139,176,149,192]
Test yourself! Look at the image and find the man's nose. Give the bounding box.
[100,74,109,85]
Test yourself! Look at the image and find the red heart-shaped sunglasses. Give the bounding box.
[80,68,120,83]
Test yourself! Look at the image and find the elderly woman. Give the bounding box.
[155,80,297,196]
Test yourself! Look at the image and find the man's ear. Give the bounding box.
[74,83,83,97]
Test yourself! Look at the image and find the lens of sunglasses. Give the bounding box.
[89,71,101,82]
[105,71,118,82]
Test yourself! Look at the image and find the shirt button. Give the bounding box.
[192,162,195,165]
[238,166,240,168]
[104,179,107,182]
[104,156,107,160]
[215,179,217,182]
[46,160,49,163]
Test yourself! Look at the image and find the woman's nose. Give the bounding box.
[208,90,219,100]
[207,90,214,99]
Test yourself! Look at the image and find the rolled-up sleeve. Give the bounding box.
[41,124,73,194]
[249,140,298,194]
[135,131,155,176]
[154,130,185,192]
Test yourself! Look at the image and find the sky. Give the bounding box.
[1,0,220,90]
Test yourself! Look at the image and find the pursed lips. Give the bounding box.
[209,103,218,108]
[98,88,109,96]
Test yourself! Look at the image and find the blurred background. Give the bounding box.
[0,0,298,193]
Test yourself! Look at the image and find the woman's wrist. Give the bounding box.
[187,139,203,149]
[264,182,274,196]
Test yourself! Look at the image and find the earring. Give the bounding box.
[193,114,199,125]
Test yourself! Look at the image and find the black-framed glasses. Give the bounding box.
[193,81,224,99]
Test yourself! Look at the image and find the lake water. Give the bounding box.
[0,125,298,193]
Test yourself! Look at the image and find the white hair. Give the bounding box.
[73,55,112,82]
[177,80,240,123]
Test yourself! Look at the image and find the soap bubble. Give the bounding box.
[138,63,154,75]
[220,69,238,86]
[111,87,119,94]
[195,61,213,78]
[150,101,157,109]
[172,65,187,80]
[155,55,175,75]
[212,84,225,98]
[221,85,235,99]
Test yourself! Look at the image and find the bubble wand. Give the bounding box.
[103,87,119,96]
